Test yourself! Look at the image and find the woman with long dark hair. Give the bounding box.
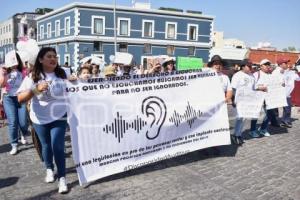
[0,50,28,155]
[17,47,68,194]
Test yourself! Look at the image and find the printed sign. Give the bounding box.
[176,57,204,71]
[66,70,230,185]
[235,88,264,118]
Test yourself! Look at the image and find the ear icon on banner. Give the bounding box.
[141,96,167,140]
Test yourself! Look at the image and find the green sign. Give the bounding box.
[176,57,204,70]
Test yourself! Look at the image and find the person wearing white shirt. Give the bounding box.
[280,59,299,127]
[207,55,233,104]
[231,59,255,144]
[250,59,274,138]
[17,47,68,194]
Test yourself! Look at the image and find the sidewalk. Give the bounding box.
[0,106,299,200]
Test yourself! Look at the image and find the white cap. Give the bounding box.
[5,50,18,68]
[260,59,271,65]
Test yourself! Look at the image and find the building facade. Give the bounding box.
[0,12,41,63]
[249,49,300,65]
[36,2,214,69]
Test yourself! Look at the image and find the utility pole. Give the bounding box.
[113,0,117,55]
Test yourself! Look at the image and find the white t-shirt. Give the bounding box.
[231,71,255,90]
[218,73,232,92]
[272,67,285,85]
[284,69,300,97]
[17,72,67,125]
[61,66,72,78]
[253,70,270,89]
[6,70,23,96]
[201,68,232,92]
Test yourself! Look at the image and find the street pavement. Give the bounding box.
[0,106,299,200]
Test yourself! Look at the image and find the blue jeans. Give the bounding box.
[3,95,28,147]
[282,97,292,124]
[234,118,245,137]
[251,106,270,131]
[33,118,67,178]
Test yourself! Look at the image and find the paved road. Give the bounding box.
[0,107,299,200]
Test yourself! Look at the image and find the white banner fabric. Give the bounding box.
[66,71,231,185]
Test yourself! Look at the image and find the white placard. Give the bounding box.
[265,75,287,110]
[235,88,264,119]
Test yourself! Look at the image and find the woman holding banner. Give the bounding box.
[17,47,68,194]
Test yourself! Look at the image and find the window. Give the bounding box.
[93,41,103,52]
[64,54,70,65]
[143,43,152,54]
[65,43,69,52]
[40,25,44,39]
[9,24,11,32]
[167,45,175,56]
[118,18,130,36]
[57,55,60,65]
[119,43,128,52]
[47,23,51,38]
[92,16,105,35]
[0,27,2,35]
[55,20,60,37]
[55,44,59,52]
[9,38,11,44]
[65,17,70,35]
[188,46,195,56]
[142,20,154,38]
[165,22,177,39]
[187,24,198,41]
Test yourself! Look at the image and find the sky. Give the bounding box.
[1,0,299,50]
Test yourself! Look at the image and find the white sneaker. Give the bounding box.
[45,169,55,183]
[9,146,18,155]
[58,177,68,194]
[20,135,27,145]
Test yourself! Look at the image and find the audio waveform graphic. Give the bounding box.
[169,102,203,128]
[103,112,147,143]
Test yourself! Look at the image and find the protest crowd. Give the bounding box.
[0,40,299,194]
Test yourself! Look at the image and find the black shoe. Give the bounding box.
[281,121,292,128]
[237,136,245,144]
[231,135,240,145]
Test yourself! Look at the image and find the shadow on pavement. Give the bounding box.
[0,177,19,189]
[23,180,79,200]
[0,143,11,154]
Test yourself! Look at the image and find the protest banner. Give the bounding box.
[235,88,264,119]
[113,52,133,65]
[176,57,204,71]
[265,75,288,110]
[66,70,231,185]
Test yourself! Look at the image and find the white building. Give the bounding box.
[0,12,42,63]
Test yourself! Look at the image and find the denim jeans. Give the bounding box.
[282,97,292,124]
[3,95,28,147]
[268,108,279,126]
[234,118,245,137]
[33,118,67,178]
[251,106,270,131]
